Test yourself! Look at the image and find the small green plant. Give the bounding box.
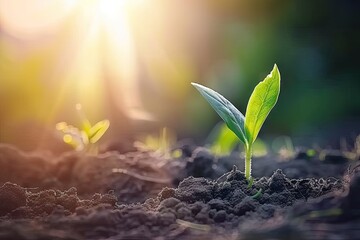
[209,123,239,156]
[192,64,281,180]
[134,127,182,159]
[56,104,110,152]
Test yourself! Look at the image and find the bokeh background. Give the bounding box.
[0,0,359,151]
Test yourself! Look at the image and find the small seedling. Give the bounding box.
[56,104,110,152]
[134,127,181,159]
[306,149,316,158]
[209,123,239,156]
[192,64,281,181]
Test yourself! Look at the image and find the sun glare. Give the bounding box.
[0,0,178,146]
[0,0,77,38]
[67,0,143,117]
[0,0,147,121]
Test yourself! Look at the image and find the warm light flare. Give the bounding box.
[0,0,201,148]
[0,0,77,38]
[1,0,148,120]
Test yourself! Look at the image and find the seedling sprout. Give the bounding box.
[134,127,182,160]
[56,104,110,152]
[192,64,281,180]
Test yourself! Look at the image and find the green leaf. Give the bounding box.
[88,119,110,143]
[245,64,281,144]
[210,123,240,156]
[192,83,247,144]
[76,104,92,135]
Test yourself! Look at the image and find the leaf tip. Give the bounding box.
[191,82,200,88]
[104,119,110,127]
[191,82,208,93]
[272,64,280,81]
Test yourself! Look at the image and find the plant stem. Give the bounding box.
[245,145,252,180]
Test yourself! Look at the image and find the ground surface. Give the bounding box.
[0,143,359,240]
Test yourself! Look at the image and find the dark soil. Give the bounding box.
[0,144,170,204]
[0,143,359,240]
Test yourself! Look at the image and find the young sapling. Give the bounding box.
[192,64,281,181]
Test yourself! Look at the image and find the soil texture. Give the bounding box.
[0,143,359,239]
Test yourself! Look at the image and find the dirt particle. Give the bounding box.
[269,169,288,192]
[189,202,203,215]
[175,177,214,203]
[214,210,227,222]
[158,187,175,200]
[234,197,257,216]
[176,206,191,219]
[0,182,26,216]
[160,212,176,225]
[158,197,180,210]
[208,199,228,211]
[98,194,117,206]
